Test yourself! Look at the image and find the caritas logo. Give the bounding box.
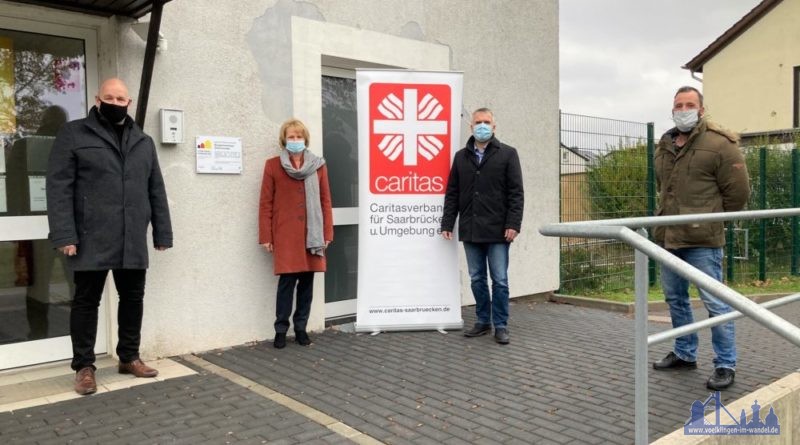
[369,83,451,194]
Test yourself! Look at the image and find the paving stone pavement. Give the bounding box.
[0,368,354,444]
[1,298,798,444]
[198,299,800,445]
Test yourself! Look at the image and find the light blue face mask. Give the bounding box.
[473,123,493,142]
[285,140,306,153]
[672,110,699,133]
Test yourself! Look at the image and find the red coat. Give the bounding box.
[259,156,334,275]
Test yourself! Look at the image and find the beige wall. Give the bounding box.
[702,0,800,133]
[560,173,588,223]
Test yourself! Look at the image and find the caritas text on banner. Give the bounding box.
[355,69,464,333]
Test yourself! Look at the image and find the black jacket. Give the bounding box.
[441,136,524,243]
[46,107,172,270]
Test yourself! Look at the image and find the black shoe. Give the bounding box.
[295,331,312,346]
[653,352,697,370]
[464,323,491,337]
[707,368,735,390]
[494,328,510,345]
[273,333,286,349]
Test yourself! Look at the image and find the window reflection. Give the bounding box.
[321,74,360,311]
[324,225,358,303]
[0,28,87,346]
[0,240,73,344]
[2,28,86,217]
[321,75,358,208]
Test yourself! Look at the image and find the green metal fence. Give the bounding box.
[559,112,654,293]
[559,112,800,295]
[731,140,800,283]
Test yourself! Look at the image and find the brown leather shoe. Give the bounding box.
[74,367,97,395]
[118,359,158,378]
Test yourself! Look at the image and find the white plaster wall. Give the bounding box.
[703,0,800,133]
[116,0,278,357]
[298,0,561,307]
[11,0,559,359]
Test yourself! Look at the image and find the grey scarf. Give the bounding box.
[279,149,326,256]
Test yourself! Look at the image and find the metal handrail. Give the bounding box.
[649,292,800,346]
[547,208,800,228]
[539,208,800,445]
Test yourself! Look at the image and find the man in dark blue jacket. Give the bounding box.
[441,108,524,344]
[46,78,172,395]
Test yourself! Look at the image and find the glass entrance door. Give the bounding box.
[321,71,359,320]
[0,18,102,369]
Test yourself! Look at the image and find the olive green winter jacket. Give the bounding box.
[653,118,750,249]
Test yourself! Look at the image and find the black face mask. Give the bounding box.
[98,101,129,124]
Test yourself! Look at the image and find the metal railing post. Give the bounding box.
[726,222,734,282]
[539,208,800,443]
[646,123,656,286]
[634,228,649,445]
[618,229,800,348]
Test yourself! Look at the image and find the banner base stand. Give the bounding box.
[354,321,464,333]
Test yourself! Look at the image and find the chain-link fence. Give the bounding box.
[731,132,800,283]
[559,112,800,295]
[559,112,654,293]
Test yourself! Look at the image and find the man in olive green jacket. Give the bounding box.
[652,86,750,391]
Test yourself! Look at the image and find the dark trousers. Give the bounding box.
[71,269,146,370]
[275,272,314,334]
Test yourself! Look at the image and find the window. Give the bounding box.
[794,66,799,128]
[321,74,358,208]
[1,30,88,216]
[321,73,358,311]
[0,17,103,370]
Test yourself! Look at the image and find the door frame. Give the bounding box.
[0,14,104,370]
[292,17,450,323]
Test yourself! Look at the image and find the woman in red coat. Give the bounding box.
[259,119,333,348]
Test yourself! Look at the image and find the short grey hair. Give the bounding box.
[674,86,703,106]
[472,107,494,121]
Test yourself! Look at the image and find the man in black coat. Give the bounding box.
[441,108,524,344]
[46,78,173,395]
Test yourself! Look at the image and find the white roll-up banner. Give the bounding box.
[355,69,464,332]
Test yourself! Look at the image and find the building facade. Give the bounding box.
[0,0,560,370]
[684,0,800,133]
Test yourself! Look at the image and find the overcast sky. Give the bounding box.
[560,0,761,135]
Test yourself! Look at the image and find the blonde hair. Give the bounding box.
[278,118,310,149]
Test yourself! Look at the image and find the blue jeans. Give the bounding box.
[661,247,736,369]
[463,242,510,328]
